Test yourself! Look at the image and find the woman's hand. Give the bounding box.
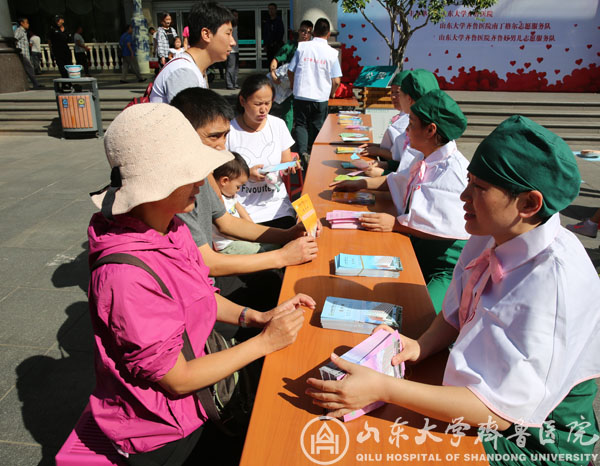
[359,212,396,232]
[250,165,265,182]
[358,143,381,158]
[258,294,315,354]
[306,353,385,418]
[329,179,364,192]
[372,325,422,366]
[364,164,385,177]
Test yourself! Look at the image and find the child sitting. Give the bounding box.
[168,36,185,60]
[211,152,278,255]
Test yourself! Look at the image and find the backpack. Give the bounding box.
[123,81,154,109]
[90,252,255,437]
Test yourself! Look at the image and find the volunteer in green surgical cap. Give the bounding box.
[332,89,470,313]
[363,68,440,177]
[309,115,600,466]
[358,70,412,163]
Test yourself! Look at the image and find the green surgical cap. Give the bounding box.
[410,89,467,142]
[391,70,410,87]
[468,115,580,218]
[400,69,439,101]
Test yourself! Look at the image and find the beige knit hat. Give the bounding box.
[90,103,233,216]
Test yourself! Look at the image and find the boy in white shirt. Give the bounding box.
[211,152,278,255]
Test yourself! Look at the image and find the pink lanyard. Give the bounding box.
[458,247,504,328]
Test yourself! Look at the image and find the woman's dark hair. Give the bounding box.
[188,2,234,47]
[159,12,171,24]
[213,151,250,180]
[236,74,275,114]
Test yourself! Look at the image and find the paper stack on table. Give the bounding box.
[331,191,375,205]
[338,110,361,116]
[326,210,363,229]
[319,329,405,422]
[340,132,369,142]
[336,147,358,154]
[320,296,402,334]
[334,253,403,277]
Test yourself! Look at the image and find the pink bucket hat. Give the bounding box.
[90,103,232,216]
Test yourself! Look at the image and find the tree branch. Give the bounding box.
[359,7,393,49]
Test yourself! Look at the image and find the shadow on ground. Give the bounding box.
[16,301,95,466]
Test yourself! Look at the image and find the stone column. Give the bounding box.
[0,0,27,93]
[132,0,150,74]
[293,0,338,33]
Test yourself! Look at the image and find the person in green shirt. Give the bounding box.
[269,20,313,132]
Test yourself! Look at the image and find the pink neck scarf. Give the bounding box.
[403,159,426,208]
[458,247,504,328]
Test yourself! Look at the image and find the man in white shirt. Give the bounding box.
[288,18,342,167]
[150,2,236,103]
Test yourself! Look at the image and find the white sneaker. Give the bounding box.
[566,219,598,238]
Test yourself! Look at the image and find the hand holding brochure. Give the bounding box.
[320,296,402,334]
[258,161,298,174]
[335,253,403,278]
[291,194,318,237]
[319,329,405,421]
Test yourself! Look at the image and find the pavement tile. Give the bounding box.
[2,200,93,250]
[0,442,43,466]
[0,197,68,247]
[0,345,47,399]
[0,289,87,348]
[0,247,71,290]
[0,286,18,303]
[0,349,93,455]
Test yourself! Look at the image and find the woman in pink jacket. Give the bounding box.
[87,103,315,465]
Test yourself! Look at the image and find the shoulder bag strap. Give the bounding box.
[90,253,221,422]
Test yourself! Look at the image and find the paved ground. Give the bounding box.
[1,80,599,465]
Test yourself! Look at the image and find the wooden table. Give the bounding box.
[240,145,487,465]
[314,114,373,146]
[328,96,360,108]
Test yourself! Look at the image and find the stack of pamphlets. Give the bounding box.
[333,174,366,182]
[339,110,361,116]
[331,191,375,205]
[338,118,363,126]
[334,253,403,277]
[320,296,402,334]
[340,132,370,143]
[343,125,371,131]
[336,147,358,154]
[326,210,363,229]
[319,329,405,421]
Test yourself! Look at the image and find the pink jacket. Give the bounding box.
[87,213,217,454]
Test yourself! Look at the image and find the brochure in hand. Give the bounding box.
[320,296,402,334]
[258,161,298,174]
[335,253,403,278]
[319,329,405,422]
[292,194,318,237]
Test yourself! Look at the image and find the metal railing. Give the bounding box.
[39,43,122,72]
[38,42,268,72]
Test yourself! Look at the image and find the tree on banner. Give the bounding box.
[334,0,497,67]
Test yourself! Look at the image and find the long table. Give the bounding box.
[313,113,373,146]
[239,145,487,465]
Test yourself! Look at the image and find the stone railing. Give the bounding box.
[39,43,122,72]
